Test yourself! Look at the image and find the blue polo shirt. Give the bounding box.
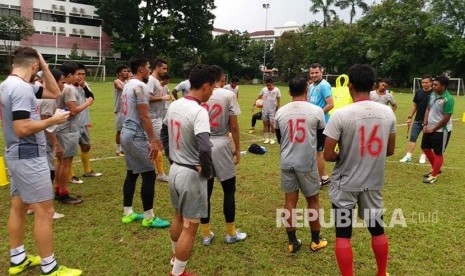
[308,79,332,122]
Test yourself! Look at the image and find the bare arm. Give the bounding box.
[407,103,417,125]
[229,115,240,165]
[276,97,280,110]
[323,136,339,162]
[114,79,124,91]
[426,114,452,133]
[323,96,334,114]
[137,103,160,161]
[13,110,69,138]
[386,133,396,156]
[171,88,179,100]
[38,54,60,99]
[66,97,93,116]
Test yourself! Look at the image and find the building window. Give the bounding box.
[69,0,93,5]
[0,8,20,16]
[69,16,101,27]
[33,12,66,23]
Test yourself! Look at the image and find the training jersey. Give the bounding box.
[38,99,57,117]
[369,90,396,107]
[164,97,210,166]
[121,78,150,138]
[114,79,125,113]
[76,83,90,126]
[202,88,241,137]
[308,79,332,122]
[174,79,190,98]
[56,83,80,132]
[426,90,454,132]
[259,86,281,113]
[324,100,396,192]
[147,75,166,119]
[0,75,47,159]
[275,101,325,172]
[413,88,432,122]
[223,84,239,97]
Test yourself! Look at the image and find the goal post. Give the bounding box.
[413,77,464,96]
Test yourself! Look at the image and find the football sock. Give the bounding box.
[432,155,443,177]
[155,151,164,175]
[226,222,236,237]
[81,151,91,173]
[171,258,188,276]
[41,254,57,274]
[321,175,329,181]
[123,206,133,216]
[405,152,412,158]
[201,223,211,238]
[69,166,75,178]
[143,209,154,220]
[10,245,26,265]
[423,149,435,167]
[264,132,268,139]
[311,230,320,244]
[117,144,122,153]
[371,234,389,276]
[335,238,354,276]
[171,240,177,254]
[59,188,69,197]
[286,230,297,243]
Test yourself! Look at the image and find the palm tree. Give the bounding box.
[310,0,337,28]
[335,0,369,25]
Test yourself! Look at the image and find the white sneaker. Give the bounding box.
[53,212,65,219]
[225,230,247,244]
[202,231,215,246]
[270,139,275,144]
[419,154,426,164]
[399,156,412,163]
[264,139,270,144]
[157,174,169,182]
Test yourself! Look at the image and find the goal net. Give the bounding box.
[413,77,464,96]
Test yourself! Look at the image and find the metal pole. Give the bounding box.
[262,3,270,84]
[55,31,58,63]
[98,23,102,65]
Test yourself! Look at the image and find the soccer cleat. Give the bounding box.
[248,128,255,134]
[263,139,270,144]
[121,212,144,224]
[157,174,169,182]
[116,151,125,157]
[310,238,328,251]
[399,156,412,163]
[83,170,102,177]
[419,154,426,164]
[58,195,83,205]
[423,176,438,184]
[423,170,442,178]
[320,178,331,186]
[69,176,83,184]
[9,255,41,275]
[53,212,65,219]
[202,231,215,246]
[288,239,302,253]
[169,271,198,276]
[225,229,247,244]
[142,216,170,228]
[40,265,83,276]
[270,139,276,145]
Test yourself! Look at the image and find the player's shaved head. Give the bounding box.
[288,77,307,97]
[348,64,376,93]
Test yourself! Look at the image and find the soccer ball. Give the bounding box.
[255,99,263,108]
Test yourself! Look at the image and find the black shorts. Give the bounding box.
[421,131,451,155]
[317,129,326,152]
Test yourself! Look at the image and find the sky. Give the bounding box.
[211,0,377,32]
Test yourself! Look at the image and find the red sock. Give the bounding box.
[432,155,443,177]
[371,234,389,276]
[54,185,60,193]
[59,188,69,197]
[423,149,435,167]
[335,238,353,276]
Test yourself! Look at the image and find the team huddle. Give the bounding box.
[0,46,454,276]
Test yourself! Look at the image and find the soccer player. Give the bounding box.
[223,75,239,99]
[199,66,246,246]
[114,64,129,157]
[162,64,217,276]
[399,75,433,164]
[421,75,454,184]
[275,77,328,253]
[55,62,93,204]
[324,64,396,276]
[120,57,170,228]
[1,46,82,276]
[308,63,333,186]
[253,78,280,144]
[147,58,171,182]
[171,78,190,100]
[369,79,397,111]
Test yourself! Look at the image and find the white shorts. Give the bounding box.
[121,129,154,174]
[329,185,383,221]
[211,136,235,182]
[281,168,319,197]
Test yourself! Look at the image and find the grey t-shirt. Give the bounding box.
[0,75,46,159]
[121,78,150,138]
[174,79,190,97]
[114,79,125,113]
[259,86,281,113]
[324,100,396,192]
[203,88,241,137]
[223,84,239,97]
[147,75,166,119]
[76,84,90,126]
[369,90,396,107]
[56,83,80,132]
[275,101,325,172]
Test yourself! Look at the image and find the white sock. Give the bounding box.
[420,153,426,157]
[41,254,57,274]
[171,258,188,276]
[264,132,268,139]
[123,206,133,216]
[271,133,275,139]
[116,144,122,152]
[171,240,177,254]
[321,175,329,181]
[406,152,412,158]
[10,245,25,265]
[144,209,154,220]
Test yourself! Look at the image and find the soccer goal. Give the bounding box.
[50,60,106,82]
[413,77,465,96]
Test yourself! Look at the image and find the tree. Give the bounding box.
[272,30,306,81]
[0,15,35,69]
[309,0,337,28]
[335,0,369,25]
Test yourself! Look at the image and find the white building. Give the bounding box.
[248,21,301,46]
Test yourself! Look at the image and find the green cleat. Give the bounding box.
[121,212,144,224]
[9,255,41,275]
[40,265,83,276]
[142,216,170,228]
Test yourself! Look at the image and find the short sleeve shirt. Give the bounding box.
[202,88,241,136]
[324,100,396,192]
[369,91,396,107]
[427,90,454,132]
[56,83,80,132]
[121,78,150,137]
[223,84,239,97]
[308,79,332,122]
[147,75,166,119]
[412,89,432,122]
[174,79,191,97]
[114,79,125,113]
[76,84,90,126]
[259,86,281,112]
[275,101,325,172]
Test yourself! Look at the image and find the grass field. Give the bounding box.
[0,81,464,275]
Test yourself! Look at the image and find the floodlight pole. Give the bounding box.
[262,3,270,84]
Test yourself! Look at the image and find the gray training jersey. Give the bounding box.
[76,83,90,126]
[147,75,166,119]
[223,84,239,97]
[369,90,396,107]
[121,78,150,138]
[114,79,125,113]
[56,83,80,132]
[202,88,241,137]
[275,101,325,172]
[174,79,191,97]
[259,86,281,113]
[164,97,211,166]
[324,100,396,192]
[0,75,47,159]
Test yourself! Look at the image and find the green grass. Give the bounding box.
[0,82,464,275]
